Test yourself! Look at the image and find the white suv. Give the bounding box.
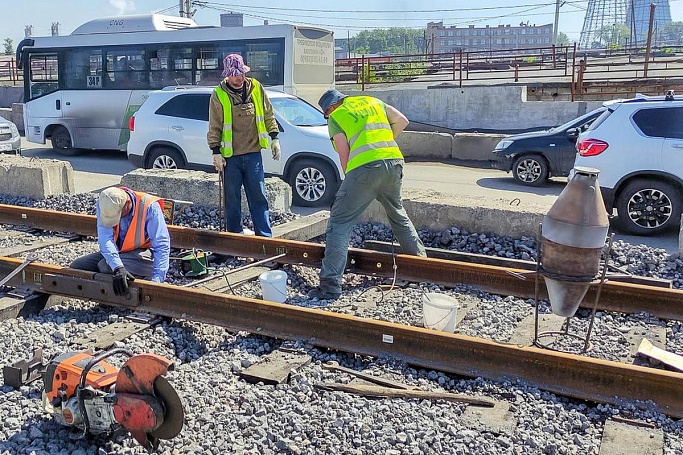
[127,87,343,207]
[574,93,683,235]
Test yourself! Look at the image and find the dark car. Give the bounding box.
[491,107,605,186]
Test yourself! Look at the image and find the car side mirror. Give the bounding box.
[566,127,579,140]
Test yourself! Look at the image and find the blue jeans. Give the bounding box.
[319,159,426,294]
[222,152,272,237]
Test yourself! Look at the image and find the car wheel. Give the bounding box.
[146,147,185,170]
[288,158,338,207]
[512,154,548,186]
[615,179,681,235]
[50,126,81,156]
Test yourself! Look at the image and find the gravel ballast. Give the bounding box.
[0,193,682,455]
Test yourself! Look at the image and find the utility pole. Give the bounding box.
[179,0,194,18]
[643,3,656,77]
[553,0,561,45]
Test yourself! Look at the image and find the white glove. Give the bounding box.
[271,138,281,161]
[213,154,226,171]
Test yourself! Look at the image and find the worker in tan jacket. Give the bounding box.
[207,53,280,237]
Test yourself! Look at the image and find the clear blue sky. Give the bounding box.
[4,0,683,49]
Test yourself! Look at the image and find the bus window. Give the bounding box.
[29,53,59,100]
[149,46,192,88]
[244,42,283,87]
[65,49,103,89]
[195,45,238,87]
[106,49,146,89]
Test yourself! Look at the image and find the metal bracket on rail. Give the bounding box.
[41,273,141,308]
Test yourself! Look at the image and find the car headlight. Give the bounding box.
[494,140,513,150]
[9,123,18,137]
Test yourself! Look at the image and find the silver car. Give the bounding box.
[0,119,21,154]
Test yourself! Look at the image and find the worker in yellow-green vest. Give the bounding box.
[207,53,280,237]
[308,89,426,301]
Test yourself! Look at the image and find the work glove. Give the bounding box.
[213,154,226,171]
[271,138,281,161]
[112,266,135,296]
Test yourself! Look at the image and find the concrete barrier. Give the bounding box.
[120,169,292,212]
[0,155,74,199]
[453,133,506,161]
[359,187,546,238]
[398,131,507,161]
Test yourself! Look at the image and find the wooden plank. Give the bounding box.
[0,291,50,321]
[508,313,567,347]
[0,235,76,257]
[240,349,312,385]
[314,383,495,407]
[599,419,663,455]
[625,326,666,366]
[189,266,271,293]
[637,338,683,372]
[71,321,154,349]
[272,211,329,241]
[460,400,516,436]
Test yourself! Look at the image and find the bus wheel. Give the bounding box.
[50,126,81,156]
[147,147,185,170]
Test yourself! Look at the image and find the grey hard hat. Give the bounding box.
[318,89,347,113]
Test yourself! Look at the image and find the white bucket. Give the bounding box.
[259,270,288,303]
[422,293,459,332]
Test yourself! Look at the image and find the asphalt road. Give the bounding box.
[15,139,680,254]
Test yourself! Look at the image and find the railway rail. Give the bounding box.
[1,204,683,419]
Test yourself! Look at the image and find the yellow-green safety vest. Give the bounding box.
[329,96,403,173]
[214,79,270,158]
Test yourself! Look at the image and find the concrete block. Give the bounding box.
[359,188,545,238]
[397,131,452,159]
[120,168,291,212]
[11,103,23,134]
[453,133,507,161]
[0,155,75,199]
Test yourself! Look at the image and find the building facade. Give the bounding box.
[426,22,554,54]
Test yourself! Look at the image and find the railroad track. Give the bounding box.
[1,204,683,423]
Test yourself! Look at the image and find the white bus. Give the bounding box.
[16,14,334,153]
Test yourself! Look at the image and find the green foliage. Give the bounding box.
[597,24,630,47]
[662,22,683,45]
[556,32,570,47]
[2,38,12,55]
[349,28,425,55]
[523,56,536,63]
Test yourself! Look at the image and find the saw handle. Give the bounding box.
[77,348,134,437]
[78,348,134,389]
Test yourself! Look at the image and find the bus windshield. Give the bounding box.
[19,14,334,152]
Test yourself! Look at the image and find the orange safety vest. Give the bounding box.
[112,188,164,253]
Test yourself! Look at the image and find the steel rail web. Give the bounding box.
[0,257,682,418]
[0,204,682,320]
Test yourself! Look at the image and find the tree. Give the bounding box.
[2,38,12,55]
[597,24,630,48]
[556,32,570,46]
[350,28,425,55]
[662,21,683,45]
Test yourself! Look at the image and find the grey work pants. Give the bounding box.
[70,249,155,279]
[319,159,426,294]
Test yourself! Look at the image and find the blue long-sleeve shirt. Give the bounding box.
[96,192,170,283]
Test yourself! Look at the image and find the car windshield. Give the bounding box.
[270,96,327,127]
[551,108,605,132]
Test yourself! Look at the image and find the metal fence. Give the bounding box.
[336,44,683,101]
[0,58,21,85]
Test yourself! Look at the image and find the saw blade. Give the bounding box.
[150,376,184,440]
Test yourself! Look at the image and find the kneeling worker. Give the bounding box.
[71,186,171,296]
